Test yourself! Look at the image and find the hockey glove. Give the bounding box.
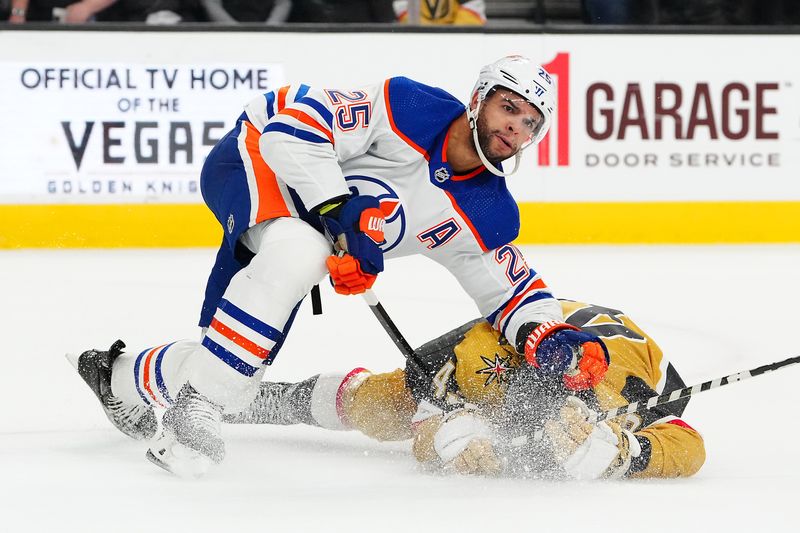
[544,396,641,480]
[318,195,386,295]
[523,321,609,391]
[433,409,501,475]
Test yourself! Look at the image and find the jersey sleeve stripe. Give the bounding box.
[265,91,276,119]
[276,108,334,144]
[486,271,539,324]
[491,278,548,328]
[297,96,334,129]
[277,85,290,112]
[498,291,555,338]
[295,83,310,101]
[383,79,429,160]
[443,190,488,251]
[263,122,332,144]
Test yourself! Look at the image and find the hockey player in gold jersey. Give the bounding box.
[394,0,486,25]
[226,300,705,479]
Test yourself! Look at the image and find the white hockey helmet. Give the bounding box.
[468,55,556,176]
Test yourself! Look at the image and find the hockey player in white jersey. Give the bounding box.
[70,56,612,477]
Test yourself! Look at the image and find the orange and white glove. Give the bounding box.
[523,321,610,391]
[325,254,377,295]
[318,195,386,295]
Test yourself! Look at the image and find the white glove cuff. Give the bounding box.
[433,411,492,464]
[562,424,620,480]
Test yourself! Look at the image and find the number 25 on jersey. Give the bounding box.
[325,89,372,131]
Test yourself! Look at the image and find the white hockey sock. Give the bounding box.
[111,340,197,409]
[309,369,371,431]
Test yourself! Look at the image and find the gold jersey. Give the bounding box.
[395,0,486,25]
[342,300,705,478]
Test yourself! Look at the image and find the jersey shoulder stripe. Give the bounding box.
[262,122,330,144]
[296,95,333,129]
[275,107,334,144]
[245,83,317,130]
[384,76,465,157]
[261,86,335,144]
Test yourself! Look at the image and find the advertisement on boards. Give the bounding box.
[0,32,799,206]
[523,35,800,202]
[0,62,284,203]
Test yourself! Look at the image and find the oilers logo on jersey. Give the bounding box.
[344,174,406,253]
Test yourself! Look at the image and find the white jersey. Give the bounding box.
[237,78,561,345]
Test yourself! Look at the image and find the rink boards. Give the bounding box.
[1,30,799,247]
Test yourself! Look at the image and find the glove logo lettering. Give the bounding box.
[525,320,565,356]
[345,174,406,253]
[366,216,384,233]
[359,208,386,245]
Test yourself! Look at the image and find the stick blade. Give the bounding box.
[65,352,80,370]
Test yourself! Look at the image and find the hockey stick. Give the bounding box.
[361,289,430,376]
[513,353,800,445]
[358,291,800,442]
[361,290,415,358]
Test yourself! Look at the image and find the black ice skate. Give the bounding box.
[223,376,320,426]
[146,383,224,477]
[66,340,158,441]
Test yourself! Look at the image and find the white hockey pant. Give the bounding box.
[110,217,331,412]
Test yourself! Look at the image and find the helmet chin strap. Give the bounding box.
[466,103,522,178]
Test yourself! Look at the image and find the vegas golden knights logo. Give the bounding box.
[538,52,570,167]
[423,0,451,19]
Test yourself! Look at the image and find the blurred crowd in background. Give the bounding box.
[2,0,799,26]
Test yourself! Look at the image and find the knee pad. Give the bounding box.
[240,218,332,300]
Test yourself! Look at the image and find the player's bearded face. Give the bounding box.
[475,89,543,162]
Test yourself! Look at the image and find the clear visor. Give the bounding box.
[497,94,545,144]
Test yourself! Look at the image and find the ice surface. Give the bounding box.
[1,245,799,532]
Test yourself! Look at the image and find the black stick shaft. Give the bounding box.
[362,290,415,357]
[359,292,800,445]
[526,354,800,443]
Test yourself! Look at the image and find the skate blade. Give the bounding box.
[146,436,214,479]
[65,352,80,371]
